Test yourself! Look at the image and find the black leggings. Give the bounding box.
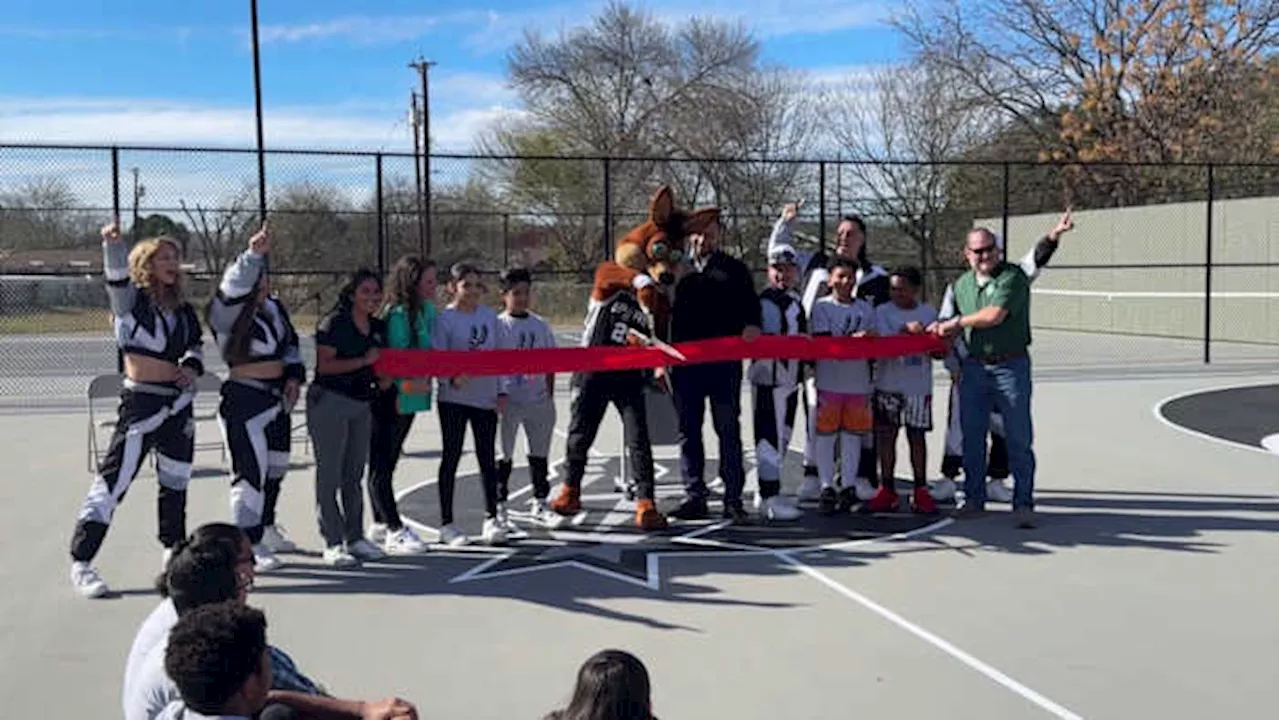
[367,389,416,531]
[437,401,499,525]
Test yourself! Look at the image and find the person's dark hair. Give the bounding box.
[325,267,382,321]
[384,255,436,347]
[449,262,480,284]
[829,256,859,275]
[891,266,923,288]
[545,649,654,720]
[165,601,268,715]
[499,267,532,292]
[165,531,245,614]
[157,523,247,597]
[203,273,265,366]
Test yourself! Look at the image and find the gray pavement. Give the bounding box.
[2,368,1276,719]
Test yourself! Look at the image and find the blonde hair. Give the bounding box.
[128,236,186,309]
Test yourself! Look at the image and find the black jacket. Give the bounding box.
[671,251,762,343]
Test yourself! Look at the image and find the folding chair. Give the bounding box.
[86,374,125,473]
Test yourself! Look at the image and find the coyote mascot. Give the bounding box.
[550,186,719,530]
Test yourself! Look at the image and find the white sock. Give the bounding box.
[841,432,863,490]
[816,434,838,489]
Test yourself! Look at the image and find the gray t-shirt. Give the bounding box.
[433,304,501,410]
[874,301,939,396]
[810,295,875,394]
[497,311,557,405]
[123,600,179,720]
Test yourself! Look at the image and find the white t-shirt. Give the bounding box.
[123,600,179,720]
[874,302,939,396]
[810,295,875,394]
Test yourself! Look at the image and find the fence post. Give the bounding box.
[602,157,613,261]
[112,147,123,375]
[376,153,386,275]
[1203,163,1215,364]
[503,213,510,267]
[818,161,827,255]
[1000,162,1010,242]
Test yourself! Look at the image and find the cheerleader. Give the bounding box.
[69,218,205,598]
[205,222,305,572]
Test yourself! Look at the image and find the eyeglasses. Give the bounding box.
[967,244,998,256]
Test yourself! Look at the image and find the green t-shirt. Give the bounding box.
[382,301,436,413]
[952,262,1031,358]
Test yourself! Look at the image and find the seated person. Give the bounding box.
[545,649,657,720]
[157,601,273,720]
[125,524,415,719]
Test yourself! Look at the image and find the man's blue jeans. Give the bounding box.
[672,361,745,507]
[959,354,1036,509]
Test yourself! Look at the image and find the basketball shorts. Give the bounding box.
[815,391,872,434]
[874,391,933,431]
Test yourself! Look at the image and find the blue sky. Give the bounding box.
[0,0,902,152]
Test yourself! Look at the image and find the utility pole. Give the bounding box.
[410,92,426,256]
[408,57,436,256]
[131,168,145,243]
[249,0,267,223]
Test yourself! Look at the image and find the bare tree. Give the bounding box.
[178,184,257,277]
[823,61,993,290]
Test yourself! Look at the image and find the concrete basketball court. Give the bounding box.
[1,354,1276,719]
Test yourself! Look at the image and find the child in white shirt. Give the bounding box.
[867,267,940,514]
[808,257,877,515]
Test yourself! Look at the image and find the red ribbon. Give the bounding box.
[374,334,947,378]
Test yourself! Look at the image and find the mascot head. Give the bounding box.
[615,185,719,286]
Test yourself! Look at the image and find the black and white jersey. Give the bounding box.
[103,241,204,374]
[206,250,305,383]
[581,289,652,349]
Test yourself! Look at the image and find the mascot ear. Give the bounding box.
[683,207,720,236]
[649,186,675,226]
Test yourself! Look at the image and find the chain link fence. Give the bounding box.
[1,143,1275,405]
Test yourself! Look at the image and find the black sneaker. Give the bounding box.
[818,487,839,516]
[722,503,751,524]
[837,487,859,513]
[668,496,710,521]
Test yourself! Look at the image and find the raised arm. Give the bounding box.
[207,224,268,338]
[1015,208,1074,281]
[101,218,137,318]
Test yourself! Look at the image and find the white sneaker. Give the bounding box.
[529,498,565,528]
[347,538,387,561]
[438,524,469,547]
[761,495,803,521]
[481,517,508,546]
[323,545,359,568]
[366,523,389,546]
[986,480,1014,503]
[797,475,822,502]
[260,525,296,553]
[851,477,878,501]
[71,562,109,599]
[253,543,282,572]
[384,526,429,555]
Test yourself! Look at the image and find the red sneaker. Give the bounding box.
[911,486,939,514]
[864,485,899,513]
[550,484,582,516]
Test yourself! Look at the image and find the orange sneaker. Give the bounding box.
[550,484,582,516]
[635,499,669,531]
[911,486,939,514]
[864,485,900,513]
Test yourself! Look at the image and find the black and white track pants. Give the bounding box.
[70,382,195,562]
[218,379,291,545]
[752,383,799,498]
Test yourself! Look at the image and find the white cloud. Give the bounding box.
[258,12,477,45]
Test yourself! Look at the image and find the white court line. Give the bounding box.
[1151,382,1279,457]
[1263,434,1279,454]
[1032,288,1278,299]
[775,550,1084,720]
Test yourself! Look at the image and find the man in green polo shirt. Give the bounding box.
[933,227,1037,528]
